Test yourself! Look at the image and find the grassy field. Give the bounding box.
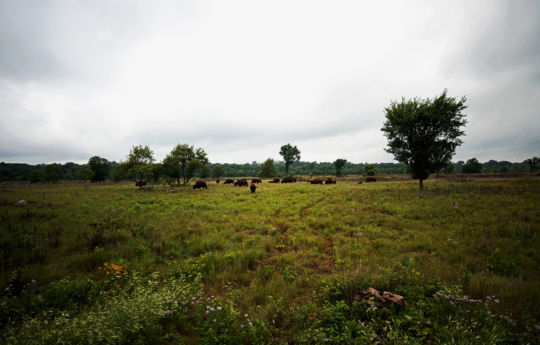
[1,177,539,344]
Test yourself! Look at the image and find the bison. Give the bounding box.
[234,179,248,187]
[193,181,208,189]
[325,178,336,184]
[311,179,323,184]
[224,179,234,184]
[135,180,147,188]
[281,177,296,183]
[268,178,280,183]
[251,178,262,183]
[365,177,377,182]
[250,184,257,193]
[216,179,220,184]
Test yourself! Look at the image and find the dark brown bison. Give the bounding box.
[135,180,147,187]
[234,179,248,187]
[365,177,377,182]
[357,180,363,184]
[250,184,257,193]
[216,179,220,184]
[193,181,208,189]
[224,179,234,184]
[268,178,280,183]
[325,178,336,184]
[281,177,296,183]
[251,178,262,183]
[311,179,323,184]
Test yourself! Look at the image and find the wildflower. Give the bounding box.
[217,306,222,311]
[324,338,329,342]
[241,325,244,328]
[206,311,209,314]
[535,325,540,330]
[272,319,275,324]
[245,313,248,317]
[213,319,217,322]
[494,299,500,303]
[249,321,253,327]
[31,279,36,283]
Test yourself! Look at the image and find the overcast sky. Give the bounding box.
[0,0,539,165]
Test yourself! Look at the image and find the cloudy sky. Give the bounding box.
[1,0,539,165]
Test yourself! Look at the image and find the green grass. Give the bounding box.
[1,178,539,344]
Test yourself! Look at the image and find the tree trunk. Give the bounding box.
[419,179,424,190]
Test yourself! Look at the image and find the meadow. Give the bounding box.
[0,176,539,344]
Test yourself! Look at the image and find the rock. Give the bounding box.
[14,200,27,206]
[354,287,405,308]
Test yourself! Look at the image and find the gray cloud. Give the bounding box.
[0,0,538,164]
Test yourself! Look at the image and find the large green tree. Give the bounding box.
[88,156,110,182]
[381,89,467,189]
[279,144,301,175]
[333,158,347,176]
[163,144,208,185]
[258,158,277,178]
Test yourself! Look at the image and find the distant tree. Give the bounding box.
[363,164,377,176]
[279,144,301,175]
[75,168,94,181]
[461,158,482,174]
[162,144,208,185]
[88,156,110,182]
[333,159,347,176]
[121,145,155,184]
[381,89,467,189]
[259,158,277,178]
[199,164,210,178]
[525,156,539,172]
[30,169,42,183]
[43,164,63,183]
[212,164,226,178]
[441,162,455,174]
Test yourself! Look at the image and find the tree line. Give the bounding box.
[0,157,536,183]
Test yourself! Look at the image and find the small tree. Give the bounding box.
[75,168,94,181]
[43,164,63,183]
[212,164,226,178]
[381,89,467,189]
[333,159,347,176]
[88,156,110,182]
[279,144,301,175]
[162,144,208,185]
[363,163,377,176]
[461,158,482,174]
[121,145,155,184]
[259,158,277,178]
[525,156,539,172]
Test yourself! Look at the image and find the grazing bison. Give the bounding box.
[250,184,257,193]
[311,179,323,184]
[216,179,220,184]
[325,178,336,184]
[281,177,297,183]
[224,179,234,184]
[365,177,377,182]
[234,179,248,187]
[268,178,280,183]
[135,180,147,188]
[193,180,208,189]
[357,180,363,184]
[251,178,262,183]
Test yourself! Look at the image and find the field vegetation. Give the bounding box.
[1,176,539,344]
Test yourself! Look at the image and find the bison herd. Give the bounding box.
[141,177,377,192]
[187,176,377,192]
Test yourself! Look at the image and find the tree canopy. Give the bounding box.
[162,144,208,185]
[88,156,110,182]
[461,158,482,174]
[333,159,347,176]
[381,89,467,189]
[279,144,301,175]
[259,158,277,178]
